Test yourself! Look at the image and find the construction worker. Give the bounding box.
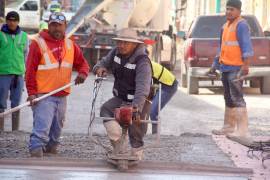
[0,11,28,131]
[25,12,89,157]
[93,28,152,160]
[49,1,62,13]
[149,61,178,134]
[39,18,49,31]
[210,0,254,145]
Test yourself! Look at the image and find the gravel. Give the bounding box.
[0,131,234,167]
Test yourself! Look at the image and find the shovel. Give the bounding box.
[0,82,75,118]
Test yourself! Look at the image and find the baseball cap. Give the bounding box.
[226,0,242,10]
[6,11,20,21]
[48,12,66,25]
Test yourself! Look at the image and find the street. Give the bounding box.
[1,0,270,179]
[0,62,269,179]
[7,65,269,137]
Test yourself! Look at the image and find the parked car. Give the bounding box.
[181,14,270,94]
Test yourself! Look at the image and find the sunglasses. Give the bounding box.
[50,14,66,21]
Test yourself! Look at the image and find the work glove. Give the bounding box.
[96,67,108,77]
[75,73,87,85]
[235,66,249,82]
[27,95,37,106]
[239,64,249,77]
[206,67,219,79]
[147,84,158,100]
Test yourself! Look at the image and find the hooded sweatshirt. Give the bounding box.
[25,30,89,96]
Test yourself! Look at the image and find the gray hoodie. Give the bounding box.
[93,44,152,112]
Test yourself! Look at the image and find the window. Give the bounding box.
[20,1,38,11]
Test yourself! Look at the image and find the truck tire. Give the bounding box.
[187,71,199,94]
[250,78,260,88]
[260,76,270,94]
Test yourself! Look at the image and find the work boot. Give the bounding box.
[226,107,253,146]
[104,120,128,154]
[212,107,236,135]
[0,116,4,131]
[44,145,58,154]
[12,111,20,131]
[131,147,144,160]
[30,148,43,158]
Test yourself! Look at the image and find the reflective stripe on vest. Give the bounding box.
[114,56,121,64]
[220,17,244,66]
[34,36,74,94]
[0,31,23,45]
[151,61,175,86]
[0,32,8,43]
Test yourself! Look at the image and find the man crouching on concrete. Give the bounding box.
[93,28,152,160]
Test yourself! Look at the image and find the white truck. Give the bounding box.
[67,0,179,70]
[5,0,41,31]
[5,0,75,31]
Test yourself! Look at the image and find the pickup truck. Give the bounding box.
[5,0,75,32]
[5,0,40,31]
[181,15,270,94]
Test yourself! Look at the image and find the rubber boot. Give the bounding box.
[131,147,144,160]
[212,107,236,135]
[104,120,122,142]
[44,144,58,154]
[0,116,4,131]
[110,137,128,154]
[30,148,43,158]
[226,107,253,146]
[104,120,124,153]
[12,111,20,131]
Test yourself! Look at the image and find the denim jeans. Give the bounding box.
[100,96,148,148]
[221,71,246,108]
[0,75,24,111]
[29,96,67,151]
[150,80,178,121]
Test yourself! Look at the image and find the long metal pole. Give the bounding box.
[0,0,5,18]
[0,82,75,117]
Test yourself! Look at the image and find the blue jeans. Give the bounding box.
[29,96,67,151]
[150,80,178,121]
[0,75,24,111]
[221,71,246,108]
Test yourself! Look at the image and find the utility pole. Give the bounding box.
[0,0,5,18]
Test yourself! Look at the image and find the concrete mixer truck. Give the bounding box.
[67,0,180,70]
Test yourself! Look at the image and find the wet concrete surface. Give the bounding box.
[0,168,248,180]
[0,159,251,180]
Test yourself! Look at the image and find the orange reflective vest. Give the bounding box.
[33,36,74,94]
[220,17,244,66]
